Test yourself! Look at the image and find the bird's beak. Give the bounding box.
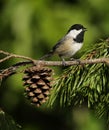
[84,28,87,31]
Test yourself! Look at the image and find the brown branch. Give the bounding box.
[0,55,13,63]
[0,49,109,80]
[0,58,109,80]
[33,58,109,66]
[1,50,109,66]
[0,50,35,63]
[0,50,10,55]
[0,61,33,80]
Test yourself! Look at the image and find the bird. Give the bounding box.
[40,24,87,65]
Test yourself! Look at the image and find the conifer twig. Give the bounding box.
[0,50,109,66]
[0,49,109,80]
[0,50,35,63]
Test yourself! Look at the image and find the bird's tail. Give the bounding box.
[39,50,54,60]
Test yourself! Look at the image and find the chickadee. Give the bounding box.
[40,24,87,65]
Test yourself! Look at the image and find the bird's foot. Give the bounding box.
[62,60,67,66]
[70,58,81,64]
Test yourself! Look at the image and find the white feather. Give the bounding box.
[67,29,82,38]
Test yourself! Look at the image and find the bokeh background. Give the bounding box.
[0,0,109,129]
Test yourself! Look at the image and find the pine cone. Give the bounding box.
[22,66,53,107]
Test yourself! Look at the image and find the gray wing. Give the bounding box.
[52,36,66,51]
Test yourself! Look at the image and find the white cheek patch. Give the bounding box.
[67,29,82,38]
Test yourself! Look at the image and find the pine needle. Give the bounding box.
[47,39,109,119]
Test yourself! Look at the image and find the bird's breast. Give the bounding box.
[55,38,83,58]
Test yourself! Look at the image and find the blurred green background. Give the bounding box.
[0,0,109,129]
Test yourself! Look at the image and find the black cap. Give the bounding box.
[67,24,87,32]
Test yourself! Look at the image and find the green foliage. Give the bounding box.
[1,0,109,129]
[48,40,109,119]
[0,109,21,130]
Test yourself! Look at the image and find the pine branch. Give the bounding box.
[0,61,33,80]
[47,39,109,122]
[0,50,109,66]
[1,39,109,124]
[0,50,35,63]
[0,49,109,80]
